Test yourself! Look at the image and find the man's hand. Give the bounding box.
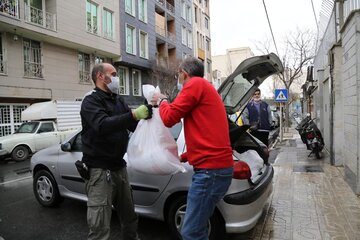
[133,104,153,120]
[151,92,168,106]
[180,152,188,163]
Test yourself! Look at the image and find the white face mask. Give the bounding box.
[106,76,120,94]
[177,76,183,91]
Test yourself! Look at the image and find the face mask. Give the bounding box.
[177,77,183,91]
[106,76,120,94]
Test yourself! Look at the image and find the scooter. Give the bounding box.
[295,115,324,159]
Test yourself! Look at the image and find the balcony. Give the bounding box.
[198,48,205,60]
[24,4,56,31]
[166,2,174,14]
[167,31,175,43]
[155,25,166,38]
[0,0,19,18]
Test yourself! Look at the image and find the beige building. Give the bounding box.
[192,0,212,81]
[212,47,254,88]
[0,0,120,136]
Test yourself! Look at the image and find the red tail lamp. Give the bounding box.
[233,160,251,179]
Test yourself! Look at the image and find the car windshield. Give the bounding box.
[220,73,255,109]
[15,122,39,133]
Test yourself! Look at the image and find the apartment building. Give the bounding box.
[212,47,254,88]
[192,0,211,81]
[117,0,193,106]
[0,0,120,136]
[0,0,197,136]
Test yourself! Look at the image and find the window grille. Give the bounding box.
[23,39,43,78]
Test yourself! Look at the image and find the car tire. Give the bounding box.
[11,145,30,162]
[33,170,63,207]
[166,195,225,240]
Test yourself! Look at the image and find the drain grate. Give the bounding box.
[293,165,323,173]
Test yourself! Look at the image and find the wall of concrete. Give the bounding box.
[342,12,360,193]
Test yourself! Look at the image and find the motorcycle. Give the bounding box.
[295,115,324,159]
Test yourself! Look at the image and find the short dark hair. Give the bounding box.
[179,57,204,77]
[91,64,105,84]
[254,88,261,94]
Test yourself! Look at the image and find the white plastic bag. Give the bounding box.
[126,85,186,175]
[233,150,263,177]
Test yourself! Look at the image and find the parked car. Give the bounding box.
[30,53,283,239]
[0,100,81,161]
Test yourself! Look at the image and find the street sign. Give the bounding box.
[274,89,288,102]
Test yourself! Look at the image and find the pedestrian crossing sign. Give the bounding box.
[274,89,288,102]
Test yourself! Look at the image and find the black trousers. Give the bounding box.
[251,130,269,147]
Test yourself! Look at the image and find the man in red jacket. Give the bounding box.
[154,57,233,240]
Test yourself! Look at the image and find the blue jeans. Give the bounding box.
[181,167,233,240]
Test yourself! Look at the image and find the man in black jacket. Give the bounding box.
[81,63,151,240]
[242,88,273,147]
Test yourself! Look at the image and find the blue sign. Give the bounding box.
[274,89,288,102]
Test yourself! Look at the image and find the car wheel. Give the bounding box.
[166,195,225,240]
[11,145,29,162]
[33,170,63,207]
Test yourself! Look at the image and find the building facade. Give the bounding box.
[192,0,211,81]
[0,0,200,136]
[312,0,360,194]
[0,0,120,136]
[211,47,254,88]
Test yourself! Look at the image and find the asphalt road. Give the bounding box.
[0,145,280,240]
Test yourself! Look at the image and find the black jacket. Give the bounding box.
[80,88,138,170]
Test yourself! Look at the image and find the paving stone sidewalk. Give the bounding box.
[238,127,360,240]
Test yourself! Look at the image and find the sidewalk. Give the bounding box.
[245,127,360,240]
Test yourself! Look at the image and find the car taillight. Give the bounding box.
[233,160,251,180]
[307,132,314,139]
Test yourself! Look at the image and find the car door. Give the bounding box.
[129,122,185,206]
[57,133,85,194]
[34,122,60,150]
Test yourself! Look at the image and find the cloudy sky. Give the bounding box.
[210,0,323,56]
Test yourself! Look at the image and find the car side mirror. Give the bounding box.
[61,142,72,152]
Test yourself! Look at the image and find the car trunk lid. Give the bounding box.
[217,53,284,115]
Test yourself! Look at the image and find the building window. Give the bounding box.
[206,38,210,51]
[95,56,104,64]
[103,9,113,40]
[187,30,192,48]
[0,33,6,74]
[125,0,135,16]
[78,52,91,84]
[132,69,141,96]
[194,6,197,23]
[0,104,28,137]
[204,17,209,29]
[139,31,148,59]
[138,0,147,23]
[86,1,98,34]
[23,38,43,78]
[126,24,136,55]
[118,67,129,95]
[181,26,187,45]
[207,60,211,74]
[186,5,191,23]
[181,1,186,19]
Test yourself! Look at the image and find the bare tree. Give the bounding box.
[254,27,316,126]
[148,59,181,102]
